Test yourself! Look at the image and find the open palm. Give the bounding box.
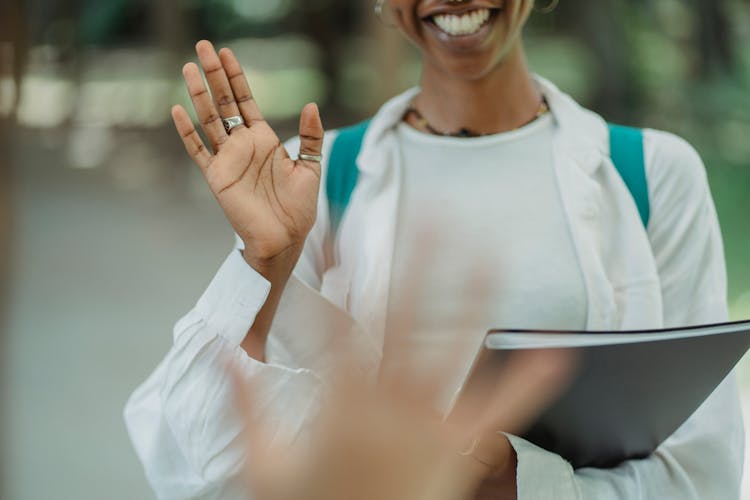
[172,41,324,263]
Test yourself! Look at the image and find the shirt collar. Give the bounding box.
[357,75,608,177]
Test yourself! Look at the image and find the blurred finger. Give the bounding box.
[218,47,265,126]
[226,358,271,458]
[319,300,372,402]
[183,62,229,151]
[467,348,577,438]
[196,41,243,124]
[425,264,493,411]
[226,357,287,498]
[378,230,443,407]
[172,105,211,171]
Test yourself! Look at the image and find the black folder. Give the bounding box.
[464,320,750,469]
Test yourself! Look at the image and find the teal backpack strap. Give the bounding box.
[326,121,649,233]
[608,123,650,228]
[326,120,370,235]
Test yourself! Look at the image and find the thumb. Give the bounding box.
[297,102,324,168]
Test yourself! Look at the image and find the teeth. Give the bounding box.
[433,8,491,36]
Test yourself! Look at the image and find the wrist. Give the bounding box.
[242,243,303,284]
[463,432,517,479]
[495,437,517,482]
[241,327,268,362]
[467,434,518,500]
[239,243,303,362]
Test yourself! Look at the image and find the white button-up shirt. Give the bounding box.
[124,77,745,500]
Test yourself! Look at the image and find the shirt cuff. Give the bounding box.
[194,249,272,346]
[505,434,580,500]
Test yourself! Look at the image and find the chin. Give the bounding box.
[425,39,518,83]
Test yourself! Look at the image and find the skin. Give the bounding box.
[391,0,542,135]
[232,275,575,500]
[172,0,545,497]
[172,42,324,361]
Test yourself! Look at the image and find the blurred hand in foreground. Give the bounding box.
[229,272,576,500]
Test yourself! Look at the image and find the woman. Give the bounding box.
[125,0,745,498]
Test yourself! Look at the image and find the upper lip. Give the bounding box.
[418,1,502,19]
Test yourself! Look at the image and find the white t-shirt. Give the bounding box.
[385,114,587,382]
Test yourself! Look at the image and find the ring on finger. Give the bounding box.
[299,153,323,163]
[222,115,245,133]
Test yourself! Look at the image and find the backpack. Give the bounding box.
[326,121,649,236]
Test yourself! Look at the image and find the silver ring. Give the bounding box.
[298,153,323,163]
[222,115,245,133]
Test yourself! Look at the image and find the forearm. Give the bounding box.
[241,244,303,361]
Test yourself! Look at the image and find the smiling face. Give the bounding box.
[386,0,534,81]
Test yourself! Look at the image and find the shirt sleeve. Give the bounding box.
[123,248,327,500]
[506,129,745,499]
[123,134,360,500]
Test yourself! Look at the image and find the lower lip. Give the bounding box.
[423,11,500,51]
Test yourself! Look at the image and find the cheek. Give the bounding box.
[389,0,425,45]
[509,0,534,30]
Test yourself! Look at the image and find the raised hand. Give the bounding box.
[172,40,324,273]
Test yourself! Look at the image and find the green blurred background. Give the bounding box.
[1,1,749,499]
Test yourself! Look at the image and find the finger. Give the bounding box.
[297,103,324,167]
[226,359,270,457]
[378,261,425,394]
[172,104,211,171]
[183,61,229,152]
[313,297,373,406]
[378,229,439,406]
[463,348,578,439]
[196,41,243,123]
[425,265,493,409]
[218,47,265,126]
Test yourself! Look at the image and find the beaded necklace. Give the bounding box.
[403,97,550,138]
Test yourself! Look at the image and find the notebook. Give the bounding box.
[461,320,750,469]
